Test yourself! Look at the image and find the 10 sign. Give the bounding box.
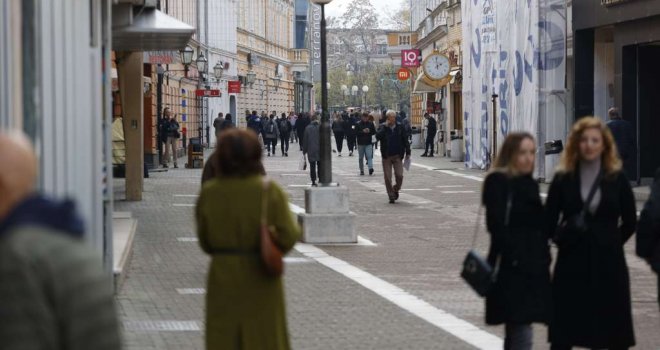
[401,49,421,68]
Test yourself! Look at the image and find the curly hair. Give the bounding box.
[557,116,621,176]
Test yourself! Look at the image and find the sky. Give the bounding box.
[325,0,404,24]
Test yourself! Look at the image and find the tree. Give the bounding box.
[382,0,412,31]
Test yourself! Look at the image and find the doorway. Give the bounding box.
[230,95,237,126]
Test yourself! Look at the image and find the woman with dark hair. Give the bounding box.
[196,129,300,350]
[546,117,637,350]
[482,132,551,350]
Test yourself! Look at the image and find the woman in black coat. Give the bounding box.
[546,117,637,350]
[483,132,552,350]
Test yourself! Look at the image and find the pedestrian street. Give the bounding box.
[114,144,660,350]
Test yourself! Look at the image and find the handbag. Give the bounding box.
[260,180,284,277]
[461,189,512,297]
[554,170,602,242]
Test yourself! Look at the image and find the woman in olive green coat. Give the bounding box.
[196,129,301,350]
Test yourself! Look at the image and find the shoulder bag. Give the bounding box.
[261,180,284,277]
[461,188,512,297]
[554,169,602,243]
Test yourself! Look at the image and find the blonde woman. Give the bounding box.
[482,132,551,350]
[546,117,637,350]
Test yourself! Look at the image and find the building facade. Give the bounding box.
[573,0,660,183]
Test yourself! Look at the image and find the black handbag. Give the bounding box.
[554,170,602,242]
[461,190,512,297]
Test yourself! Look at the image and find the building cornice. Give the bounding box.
[415,25,448,50]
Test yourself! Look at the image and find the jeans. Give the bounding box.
[358,144,374,173]
[425,135,436,155]
[280,134,290,154]
[334,132,344,153]
[382,155,404,198]
[504,323,532,350]
[265,138,277,154]
[309,161,320,183]
[163,136,178,166]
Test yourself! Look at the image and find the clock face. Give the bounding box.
[423,54,451,81]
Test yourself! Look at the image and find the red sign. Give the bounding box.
[401,49,421,68]
[228,80,241,94]
[397,68,411,81]
[195,89,221,97]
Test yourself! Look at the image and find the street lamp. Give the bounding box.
[311,0,334,185]
[351,85,358,106]
[180,46,194,76]
[213,62,224,80]
[196,51,208,77]
[362,85,369,108]
[272,76,281,91]
[246,72,256,87]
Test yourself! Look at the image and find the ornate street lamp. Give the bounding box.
[311,0,334,185]
[362,85,369,108]
[180,46,194,77]
[246,72,256,87]
[272,76,282,91]
[213,62,224,79]
[196,51,208,76]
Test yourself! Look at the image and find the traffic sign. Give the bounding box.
[195,89,221,97]
[397,68,412,81]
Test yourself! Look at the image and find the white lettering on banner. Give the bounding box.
[312,5,321,67]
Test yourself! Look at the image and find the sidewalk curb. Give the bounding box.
[113,212,137,294]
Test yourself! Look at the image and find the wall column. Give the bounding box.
[118,52,144,201]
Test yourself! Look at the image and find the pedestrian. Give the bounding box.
[0,131,121,350]
[357,112,376,176]
[219,113,234,134]
[296,113,310,151]
[303,113,321,187]
[278,113,291,157]
[343,113,357,156]
[606,107,636,179]
[545,116,637,350]
[376,110,411,203]
[195,129,300,350]
[636,167,660,309]
[421,113,437,157]
[482,132,552,350]
[264,115,280,157]
[332,113,345,156]
[163,111,180,168]
[369,114,379,149]
[213,112,224,140]
[289,111,298,144]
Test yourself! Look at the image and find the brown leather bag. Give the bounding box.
[261,180,284,277]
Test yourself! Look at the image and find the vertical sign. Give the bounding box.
[401,49,421,67]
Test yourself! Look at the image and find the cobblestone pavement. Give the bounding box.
[116,140,660,349]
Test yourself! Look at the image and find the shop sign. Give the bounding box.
[228,81,241,94]
[143,51,178,64]
[401,49,421,67]
[397,68,412,81]
[195,89,221,97]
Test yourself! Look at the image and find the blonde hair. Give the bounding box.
[491,132,535,176]
[557,116,622,176]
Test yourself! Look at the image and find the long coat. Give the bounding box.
[196,176,301,350]
[545,170,637,348]
[303,121,321,162]
[483,172,552,325]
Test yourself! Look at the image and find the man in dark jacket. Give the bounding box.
[303,114,321,186]
[163,111,180,168]
[343,113,358,156]
[421,113,438,157]
[278,113,291,157]
[213,112,224,139]
[376,110,411,203]
[606,107,636,178]
[0,131,120,350]
[637,168,660,309]
[296,113,310,151]
[263,115,280,157]
[356,112,376,176]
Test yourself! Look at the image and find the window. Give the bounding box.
[377,44,387,55]
[399,35,410,45]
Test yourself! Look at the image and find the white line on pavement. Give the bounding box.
[173,203,195,207]
[400,188,433,191]
[436,185,465,188]
[288,184,311,188]
[173,194,199,198]
[176,288,206,295]
[177,237,198,242]
[293,243,503,349]
[441,191,476,194]
[438,170,484,182]
[410,162,437,171]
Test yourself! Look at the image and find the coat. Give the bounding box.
[356,120,376,146]
[637,168,660,273]
[376,122,411,159]
[303,120,321,162]
[196,176,301,350]
[545,170,637,348]
[264,118,280,140]
[483,172,552,325]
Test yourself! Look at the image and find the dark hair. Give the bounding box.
[252,110,257,115]
[218,112,223,117]
[281,113,286,118]
[225,113,232,120]
[212,129,265,178]
[492,132,535,175]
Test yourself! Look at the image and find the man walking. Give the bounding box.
[296,113,310,151]
[421,113,437,157]
[303,114,321,187]
[0,131,121,350]
[278,113,291,156]
[343,112,357,156]
[213,112,224,140]
[263,114,280,157]
[163,110,180,168]
[289,111,298,144]
[357,112,376,176]
[332,113,345,156]
[606,107,636,178]
[376,110,411,203]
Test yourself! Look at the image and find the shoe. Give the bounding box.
[333,149,337,153]
[389,197,395,204]
[349,151,353,156]
[360,171,365,176]
[428,154,434,157]
[163,164,169,168]
[369,168,374,175]
[285,152,288,157]
[311,182,318,187]
[338,153,342,157]
[268,153,271,157]
[174,164,178,169]
[420,153,428,157]
[394,191,399,200]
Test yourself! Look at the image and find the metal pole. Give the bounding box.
[319,3,332,185]
[491,93,498,167]
[157,67,164,163]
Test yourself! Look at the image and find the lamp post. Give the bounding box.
[351,85,358,107]
[362,85,369,109]
[180,46,194,77]
[341,84,348,106]
[312,0,334,185]
[213,62,224,80]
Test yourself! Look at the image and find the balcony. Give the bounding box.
[289,49,309,64]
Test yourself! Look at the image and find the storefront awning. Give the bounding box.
[413,73,442,94]
[113,8,195,51]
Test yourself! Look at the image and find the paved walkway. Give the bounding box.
[115,140,660,349]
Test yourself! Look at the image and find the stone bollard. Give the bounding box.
[298,185,356,243]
